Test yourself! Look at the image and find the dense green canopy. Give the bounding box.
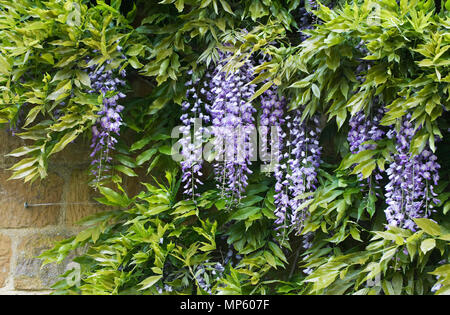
[0,0,449,295]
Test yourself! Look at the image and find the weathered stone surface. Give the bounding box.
[51,137,92,167]
[65,169,106,225]
[14,232,74,290]
[0,128,25,168]
[65,168,148,225]
[0,170,63,228]
[0,234,12,288]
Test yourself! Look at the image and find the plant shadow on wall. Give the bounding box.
[0,0,450,295]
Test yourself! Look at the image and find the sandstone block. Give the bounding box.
[65,169,107,225]
[14,232,74,290]
[0,128,25,168]
[0,170,63,228]
[0,234,12,288]
[51,137,92,167]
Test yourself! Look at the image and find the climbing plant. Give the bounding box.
[1,0,449,295]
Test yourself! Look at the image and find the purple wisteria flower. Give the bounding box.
[208,50,257,203]
[179,70,211,197]
[259,80,286,169]
[384,114,440,231]
[347,106,386,185]
[355,40,371,84]
[87,52,127,183]
[348,107,385,154]
[273,110,322,234]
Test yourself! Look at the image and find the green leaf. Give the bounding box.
[350,226,362,241]
[382,280,395,295]
[158,145,172,155]
[414,218,441,236]
[311,83,321,99]
[264,251,277,268]
[147,155,160,174]
[75,70,91,88]
[138,275,162,290]
[229,207,260,221]
[175,0,184,12]
[114,165,138,177]
[7,146,40,157]
[0,55,11,74]
[136,148,158,166]
[443,201,450,215]
[127,44,144,56]
[130,137,152,151]
[392,273,403,295]
[115,154,137,168]
[268,242,287,263]
[49,130,79,155]
[250,81,272,101]
[147,205,171,215]
[47,80,72,101]
[98,186,129,207]
[420,238,436,254]
[220,0,234,14]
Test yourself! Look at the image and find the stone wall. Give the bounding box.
[0,73,153,295]
[0,128,122,294]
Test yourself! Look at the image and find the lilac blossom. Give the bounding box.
[298,0,317,41]
[298,0,336,41]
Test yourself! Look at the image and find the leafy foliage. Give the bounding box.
[1,0,449,295]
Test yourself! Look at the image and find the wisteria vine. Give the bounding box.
[87,49,127,184]
[179,70,211,198]
[384,114,441,231]
[274,111,322,236]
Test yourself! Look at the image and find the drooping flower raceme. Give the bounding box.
[298,2,316,41]
[355,40,371,84]
[347,106,386,185]
[273,111,322,234]
[259,81,286,171]
[297,0,336,41]
[208,51,257,203]
[347,107,385,154]
[87,51,127,184]
[179,70,211,197]
[384,114,440,231]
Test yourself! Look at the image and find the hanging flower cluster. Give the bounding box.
[87,50,127,183]
[259,81,286,169]
[273,111,322,233]
[355,40,371,84]
[208,51,257,202]
[297,0,338,41]
[347,107,385,154]
[384,114,441,231]
[179,70,211,197]
[298,1,316,41]
[347,106,386,188]
[193,262,226,294]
